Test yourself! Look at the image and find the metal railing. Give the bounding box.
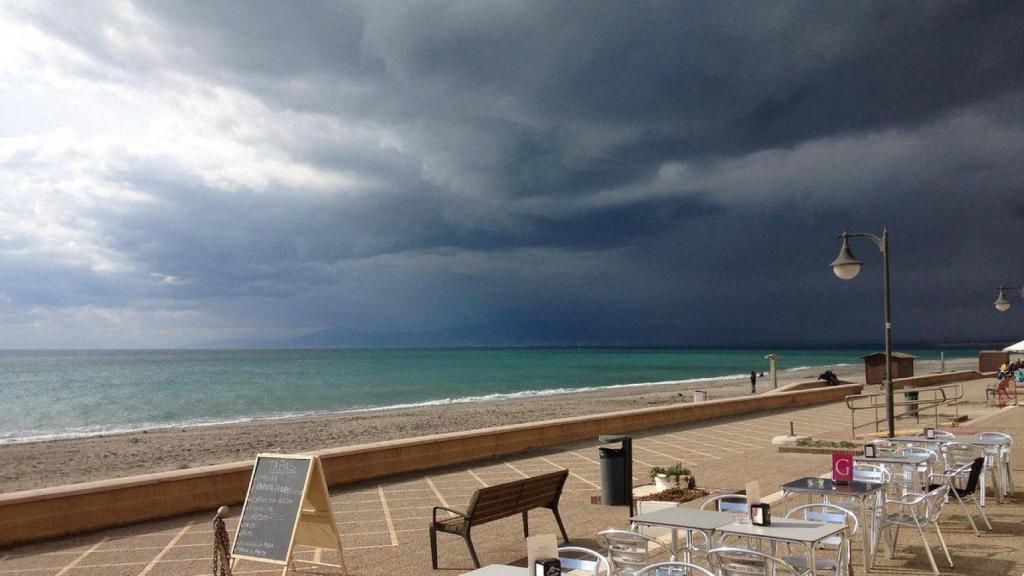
[845,383,963,436]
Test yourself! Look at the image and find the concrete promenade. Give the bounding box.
[0,378,1020,575]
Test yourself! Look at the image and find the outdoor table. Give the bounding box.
[857,453,930,466]
[781,477,886,573]
[857,453,931,494]
[889,435,1011,504]
[460,565,523,576]
[716,517,845,576]
[630,507,735,562]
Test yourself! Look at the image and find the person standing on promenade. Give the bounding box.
[750,370,757,393]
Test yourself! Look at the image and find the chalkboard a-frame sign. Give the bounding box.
[231,454,347,575]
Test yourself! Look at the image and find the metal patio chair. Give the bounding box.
[699,494,749,513]
[597,528,678,576]
[782,504,857,576]
[867,439,900,455]
[707,547,810,576]
[558,546,611,576]
[824,464,889,518]
[873,485,952,576]
[634,561,715,576]
[853,463,891,484]
[975,432,1014,497]
[942,440,1000,505]
[927,456,992,536]
[699,494,751,549]
[896,446,939,491]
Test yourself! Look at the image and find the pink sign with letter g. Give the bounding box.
[832,452,853,484]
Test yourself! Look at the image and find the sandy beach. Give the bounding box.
[0,357,974,493]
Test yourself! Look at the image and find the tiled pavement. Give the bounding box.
[1,381,1021,575]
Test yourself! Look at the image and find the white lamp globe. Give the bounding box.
[994,289,1011,312]
[830,237,863,281]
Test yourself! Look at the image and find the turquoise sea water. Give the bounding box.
[0,348,975,443]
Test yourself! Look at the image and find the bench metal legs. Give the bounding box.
[429,526,482,569]
[464,528,480,568]
[551,508,569,543]
[522,509,568,542]
[430,509,567,570]
[429,526,438,569]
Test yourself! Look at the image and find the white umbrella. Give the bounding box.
[1003,339,1024,352]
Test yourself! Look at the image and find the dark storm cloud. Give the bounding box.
[2,0,1023,346]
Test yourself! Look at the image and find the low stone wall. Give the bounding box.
[0,382,861,547]
[890,370,983,390]
[767,379,852,394]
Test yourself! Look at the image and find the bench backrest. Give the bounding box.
[466,470,568,526]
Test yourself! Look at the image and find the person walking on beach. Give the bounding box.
[750,370,757,394]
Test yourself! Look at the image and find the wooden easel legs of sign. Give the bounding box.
[231,455,348,575]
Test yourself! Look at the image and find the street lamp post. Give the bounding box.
[831,228,895,438]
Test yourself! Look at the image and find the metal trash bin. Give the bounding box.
[693,390,707,402]
[599,447,626,505]
[904,390,920,418]
[598,435,633,511]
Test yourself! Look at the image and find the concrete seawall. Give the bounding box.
[0,383,861,547]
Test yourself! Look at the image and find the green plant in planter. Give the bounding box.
[796,438,858,449]
[649,463,691,486]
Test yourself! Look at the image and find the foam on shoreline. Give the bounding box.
[0,371,753,445]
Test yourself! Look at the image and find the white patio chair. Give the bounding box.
[558,546,611,576]
[634,561,715,576]
[926,456,992,535]
[597,529,677,576]
[699,494,751,549]
[897,446,939,491]
[975,432,1014,496]
[699,494,749,513]
[942,441,977,470]
[942,440,999,505]
[867,439,900,455]
[873,485,952,576]
[782,504,857,576]
[826,463,889,515]
[853,463,891,484]
[707,547,810,576]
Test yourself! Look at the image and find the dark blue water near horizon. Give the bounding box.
[0,347,976,443]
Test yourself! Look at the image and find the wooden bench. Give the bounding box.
[429,469,570,568]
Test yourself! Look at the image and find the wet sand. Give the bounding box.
[0,357,973,493]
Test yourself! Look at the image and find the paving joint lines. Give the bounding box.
[9,396,1015,576]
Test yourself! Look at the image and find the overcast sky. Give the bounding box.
[1,1,1022,349]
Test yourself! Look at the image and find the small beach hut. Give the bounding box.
[863,352,915,385]
[980,350,1011,372]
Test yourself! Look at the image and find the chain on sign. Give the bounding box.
[213,507,233,576]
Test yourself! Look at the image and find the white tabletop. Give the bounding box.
[889,435,1009,447]
[630,507,736,531]
[782,477,886,497]
[857,453,930,465]
[461,565,525,576]
[717,517,845,544]
[460,565,594,576]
